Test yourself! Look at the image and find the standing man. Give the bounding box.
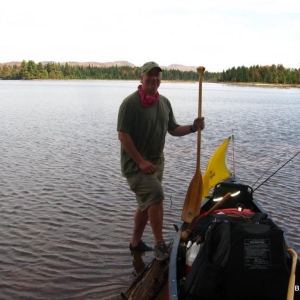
[117,61,205,261]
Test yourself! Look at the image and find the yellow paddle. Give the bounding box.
[181,66,205,223]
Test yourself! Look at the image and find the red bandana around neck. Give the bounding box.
[138,85,160,108]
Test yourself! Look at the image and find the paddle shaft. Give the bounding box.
[286,247,298,300]
[181,66,205,223]
[196,66,205,172]
[206,193,232,215]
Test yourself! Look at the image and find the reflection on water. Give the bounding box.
[131,251,147,277]
[0,81,299,299]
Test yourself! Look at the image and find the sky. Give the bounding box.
[1,0,300,72]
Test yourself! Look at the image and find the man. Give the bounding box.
[117,61,205,261]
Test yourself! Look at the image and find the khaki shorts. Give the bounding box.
[126,165,164,212]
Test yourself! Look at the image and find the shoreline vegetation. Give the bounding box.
[221,82,300,89]
[0,60,299,88]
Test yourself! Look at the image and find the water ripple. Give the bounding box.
[0,81,299,299]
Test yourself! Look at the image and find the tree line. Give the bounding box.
[0,60,299,84]
[0,60,199,81]
[220,64,300,84]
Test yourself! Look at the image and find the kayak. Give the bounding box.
[168,175,300,300]
[168,139,300,300]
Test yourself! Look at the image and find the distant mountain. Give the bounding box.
[0,61,22,66]
[59,61,136,68]
[0,60,197,71]
[163,64,197,72]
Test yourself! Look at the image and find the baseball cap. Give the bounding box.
[140,61,162,75]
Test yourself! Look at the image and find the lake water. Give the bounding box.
[0,80,299,299]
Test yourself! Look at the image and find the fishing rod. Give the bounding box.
[253,150,300,192]
[252,153,286,188]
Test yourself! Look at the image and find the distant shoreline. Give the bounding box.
[217,81,300,89]
[162,80,300,88]
[1,78,300,89]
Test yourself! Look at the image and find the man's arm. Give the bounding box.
[168,125,194,136]
[168,117,205,137]
[118,131,156,174]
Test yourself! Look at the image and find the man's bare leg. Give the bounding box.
[131,206,148,247]
[148,201,164,245]
[131,201,164,247]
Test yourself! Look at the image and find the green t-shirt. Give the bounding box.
[117,90,179,176]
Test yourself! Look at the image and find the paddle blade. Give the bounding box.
[181,170,203,223]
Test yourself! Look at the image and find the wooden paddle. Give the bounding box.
[181,66,205,223]
[205,193,232,216]
[286,247,298,300]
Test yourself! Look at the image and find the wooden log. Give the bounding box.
[114,245,171,300]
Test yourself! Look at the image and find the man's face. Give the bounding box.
[140,68,162,95]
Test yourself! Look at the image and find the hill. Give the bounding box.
[0,61,197,71]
